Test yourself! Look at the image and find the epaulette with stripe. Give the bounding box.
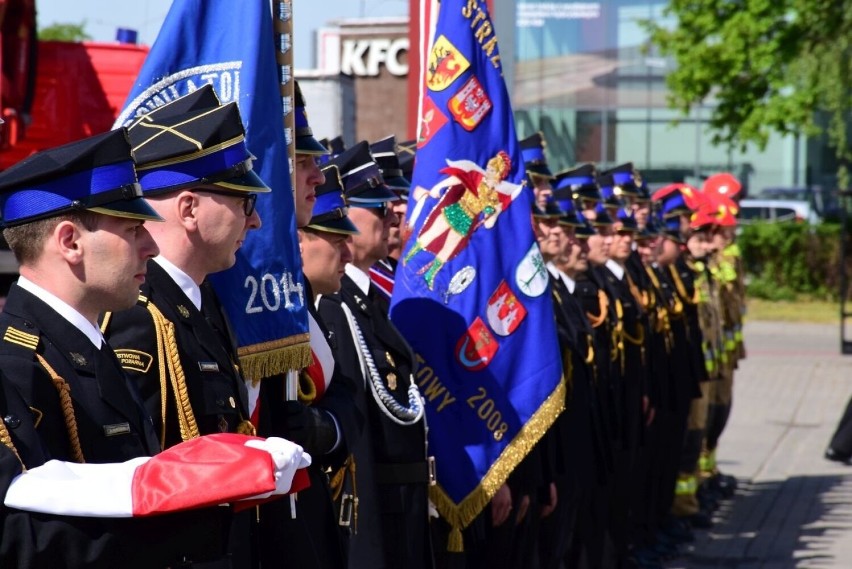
[3,325,40,352]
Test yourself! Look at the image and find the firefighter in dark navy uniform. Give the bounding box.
[99,88,270,568]
[0,128,264,567]
[101,86,263,451]
[254,81,362,569]
[317,141,434,569]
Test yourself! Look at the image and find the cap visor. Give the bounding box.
[346,184,398,204]
[306,216,359,235]
[213,169,271,193]
[297,135,332,156]
[383,175,411,191]
[527,165,554,179]
[89,197,164,222]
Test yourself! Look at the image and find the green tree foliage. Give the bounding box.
[39,22,92,42]
[738,221,846,300]
[644,0,852,187]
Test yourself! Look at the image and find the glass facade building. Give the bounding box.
[502,0,838,197]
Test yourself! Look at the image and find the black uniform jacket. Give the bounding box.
[0,284,232,568]
[257,277,362,569]
[102,260,250,449]
[550,273,610,486]
[318,273,433,569]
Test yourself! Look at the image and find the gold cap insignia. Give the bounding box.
[387,372,398,391]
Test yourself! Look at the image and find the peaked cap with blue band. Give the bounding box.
[370,135,410,195]
[602,162,641,196]
[615,207,639,232]
[597,173,623,208]
[127,84,221,122]
[129,100,270,196]
[0,129,162,227]
[329,141,396,205]
[589,202,615,226]
[553,163,601,203]
[396,139,416,184]
[295,81,330,156]
[532,200,562,219]
[306,164,358,235]
[555,197,586,229]
[519,132,554,179]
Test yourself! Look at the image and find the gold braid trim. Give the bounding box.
[429,378,566,553]
[669,265,699,305]
[622,322,645,346]
[146,303,200,443]
[585,289,609,328]
[585,333,595,364]
[238,335,312,386]
[0,415,25,471]
[626,273,649,311]
[611,299,625,374]
[36,354,84,463]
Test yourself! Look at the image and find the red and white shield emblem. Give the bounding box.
[456,317,498,371]
[486,281,527,337]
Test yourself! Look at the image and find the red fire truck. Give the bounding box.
[0,0,149,290]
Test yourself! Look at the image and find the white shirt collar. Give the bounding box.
[154,256,202,310]
[345,264,371,295]
[546,261,560,280]
[17,276,104,348]
[605,259,625,281]
[558,270,576,294]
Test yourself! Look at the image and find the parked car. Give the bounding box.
[737,199,819,226]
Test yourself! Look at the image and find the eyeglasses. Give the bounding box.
[199,189,258,216]
[352,202,390,218]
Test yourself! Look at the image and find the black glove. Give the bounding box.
[275,400,338,457]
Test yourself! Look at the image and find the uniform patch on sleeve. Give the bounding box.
[114,349,154,373]
[4,326,39,351]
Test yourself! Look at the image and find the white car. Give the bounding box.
[737,199,819,225]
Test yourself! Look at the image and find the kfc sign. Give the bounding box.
[341,38,409,76]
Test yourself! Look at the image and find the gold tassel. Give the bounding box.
[447,526,464,553]
[238,338,312,385]
[236,420,256,436]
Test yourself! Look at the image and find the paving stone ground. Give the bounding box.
[668,320,852,569]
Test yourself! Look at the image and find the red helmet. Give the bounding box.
[703,173,742,200]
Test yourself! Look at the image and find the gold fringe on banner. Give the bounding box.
[238,334,312,384]
[429,377,567,552]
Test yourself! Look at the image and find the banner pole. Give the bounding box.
[273,0,299,519]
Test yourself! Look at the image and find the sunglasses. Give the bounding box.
[199,189,258,216]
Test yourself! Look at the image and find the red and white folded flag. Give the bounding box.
[4,433,311,517]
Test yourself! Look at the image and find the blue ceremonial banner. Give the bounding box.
[116,0,310,379]
[390,0,565,547]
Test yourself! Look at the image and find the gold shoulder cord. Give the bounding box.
[626,273,649,311]
[147,303,200,444]
[669,265,699,305]
[586,289,609,328]
[0,416,25,471]
[36,353,84,463]
[611,299,625,372]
